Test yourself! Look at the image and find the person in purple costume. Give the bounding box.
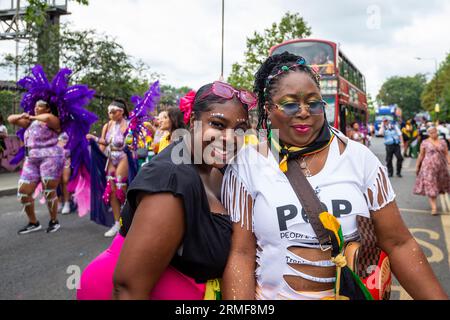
[86,98,129,237]
[8,100,64,234]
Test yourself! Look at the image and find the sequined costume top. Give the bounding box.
[24,120,63,158]
[105,120,127,167]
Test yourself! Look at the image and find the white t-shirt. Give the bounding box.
[222,133,396,300]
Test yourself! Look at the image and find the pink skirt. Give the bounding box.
[77,234,206,300]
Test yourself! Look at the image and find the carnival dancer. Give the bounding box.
[222,52,447,300]
[77,81,256,300]
[57,132,73,215]
[87,82,160,237]
[124,81,161,163]
[8,65,96,234]
[86,98,130,237]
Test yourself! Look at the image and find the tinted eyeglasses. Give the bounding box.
[201,81,257,110]
[273,99,326,116]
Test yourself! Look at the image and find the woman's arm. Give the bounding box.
[30,113,60,132]
[372,201,448,299]
[113,192,185,300]
[7,113,31,129]
[415,144,426,175]
[144,122,157,136]
[222,197,256,300]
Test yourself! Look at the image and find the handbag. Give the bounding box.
[284,158,391,300]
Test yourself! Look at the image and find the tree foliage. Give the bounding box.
[377,74,427,119]
[421,53,450,121]
[227,12,311,90]
[1,24,160,133]
[159,85,192,109]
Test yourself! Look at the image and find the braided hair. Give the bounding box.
[254,51,321,131]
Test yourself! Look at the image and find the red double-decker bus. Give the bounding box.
[269,39,368,136]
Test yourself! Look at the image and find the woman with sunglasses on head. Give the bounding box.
[86,98,130,237]
[77,81,257,300]
[222,52,447,300]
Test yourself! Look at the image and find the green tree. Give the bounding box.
[1,25,160,133]
[367,94,376,123]
[421,53,450,121]
[377,74,427,119]
[227,12,311,90]
[0,90,18,132]
[23,0,90,77]
[159,85,192,108]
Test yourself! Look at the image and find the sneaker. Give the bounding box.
[18,222,42,235]
[104,222,120,238]
[46,220,61,233]
[61,202,71,215]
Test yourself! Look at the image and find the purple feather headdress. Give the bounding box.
[126,80,161,150]
[12,65,98,216]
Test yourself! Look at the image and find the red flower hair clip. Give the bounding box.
[179,90,196,124]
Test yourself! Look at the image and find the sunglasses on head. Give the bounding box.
[273,100,326,116]
[108,106,123,114]
[202,81,257,110]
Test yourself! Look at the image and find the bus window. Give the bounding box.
[343,60,349,79]
[271,41,335,75]
[323,97,336,127]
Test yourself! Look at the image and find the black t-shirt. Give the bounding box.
[119,140,232,283]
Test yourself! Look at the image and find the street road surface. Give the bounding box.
[0,137,449,299]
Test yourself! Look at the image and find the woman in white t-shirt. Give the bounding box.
[221,52,447,300]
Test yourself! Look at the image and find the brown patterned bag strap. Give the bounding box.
[285,159,331,248]
[356,215,381,278]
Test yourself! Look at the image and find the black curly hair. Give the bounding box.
[253,51,321,131]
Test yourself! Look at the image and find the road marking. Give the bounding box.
[446,194,450,212]
[439,194,450,213]
[441,214,450,270]
[400,207,450,215]
[391,227,447,300]
[391,285,412,300]
[410,228,444,263]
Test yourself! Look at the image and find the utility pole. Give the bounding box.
[14,0,19,116]
[220,0,224,81]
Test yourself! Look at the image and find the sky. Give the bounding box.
[1,0,450,99]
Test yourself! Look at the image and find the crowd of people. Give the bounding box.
[1,53,449,300]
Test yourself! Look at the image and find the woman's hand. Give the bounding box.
[20,113,30,120]
[86,134,97,141]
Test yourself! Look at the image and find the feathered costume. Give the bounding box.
[12,65,97,217]
[89,81,160,227]
[126,80,161,149]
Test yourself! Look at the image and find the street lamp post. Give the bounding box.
[415,57,439,121]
